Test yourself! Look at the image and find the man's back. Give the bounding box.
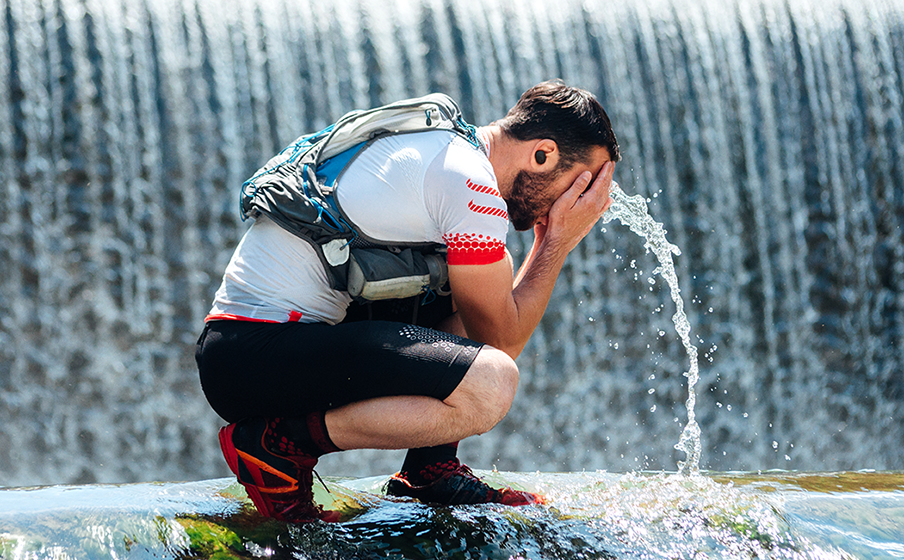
[207,129,507,325]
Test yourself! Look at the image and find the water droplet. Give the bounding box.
[772,441,779,450]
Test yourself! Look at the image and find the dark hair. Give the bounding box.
[498,80,621,168]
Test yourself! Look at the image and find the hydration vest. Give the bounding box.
[240,94,482,301]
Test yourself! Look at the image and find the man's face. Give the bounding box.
[505,146,612,231]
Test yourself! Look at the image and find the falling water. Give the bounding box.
[1,0,903,487]
[603,184,702,475]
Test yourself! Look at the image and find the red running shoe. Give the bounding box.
[218,419,340,523]
[384,460,544,506]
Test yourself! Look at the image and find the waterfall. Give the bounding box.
[1,0,902,487]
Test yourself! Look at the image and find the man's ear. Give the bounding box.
[530,139,558,171]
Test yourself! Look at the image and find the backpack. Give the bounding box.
[239,94,483,301]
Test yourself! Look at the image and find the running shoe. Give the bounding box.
[384,460,544,506]
[218,419,340,523]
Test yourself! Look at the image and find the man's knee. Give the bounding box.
[446,347,519,434]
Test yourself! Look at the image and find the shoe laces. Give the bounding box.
[313,469,331,494]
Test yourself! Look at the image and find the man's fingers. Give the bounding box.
[554,171,592,212]
[573,171,592,194]
[601,192,614,214]
[559,162,616,214]
[592,161,615,194]
[578,161,615,208]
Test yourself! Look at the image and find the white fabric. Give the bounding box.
[207,130,508,325]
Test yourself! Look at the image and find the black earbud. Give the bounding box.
[534,150,547,165]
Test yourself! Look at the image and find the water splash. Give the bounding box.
[4,471,892,559]
[603,183,702,475]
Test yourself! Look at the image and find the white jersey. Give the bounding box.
[207,130,509,325]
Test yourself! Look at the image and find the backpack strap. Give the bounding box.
[239,94,478,296]
[317,93,477,162]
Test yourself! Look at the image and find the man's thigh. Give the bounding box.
[197,319,482,422]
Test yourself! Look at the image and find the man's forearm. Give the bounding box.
[437,267,561,357]
[504,237,571,356]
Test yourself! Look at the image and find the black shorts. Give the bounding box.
[195,317,483,423]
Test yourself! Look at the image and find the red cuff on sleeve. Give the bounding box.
[444,233,506,265]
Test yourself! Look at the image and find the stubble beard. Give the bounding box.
[505,168,562,231]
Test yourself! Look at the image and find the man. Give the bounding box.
[196,80,620,522]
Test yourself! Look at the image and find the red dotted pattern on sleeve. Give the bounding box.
[443,233,506,265]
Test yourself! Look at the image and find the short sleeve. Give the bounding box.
[424,138,508,266]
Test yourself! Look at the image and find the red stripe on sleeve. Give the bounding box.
[468,200,509,221]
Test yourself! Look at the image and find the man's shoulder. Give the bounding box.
[423,132,494,185]
[384,128,484,158]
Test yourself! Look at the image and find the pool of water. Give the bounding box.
[1,470,902,559]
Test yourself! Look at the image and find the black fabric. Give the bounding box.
[196,318,481,424]
[265,414,339,458]
[342,292,454,327]
[401,442,460,481]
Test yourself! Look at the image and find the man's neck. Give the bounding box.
[477,125,518,198]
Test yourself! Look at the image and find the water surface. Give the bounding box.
[2,471,901,559]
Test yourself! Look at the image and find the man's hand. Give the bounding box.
[516,161,614,286]
[542,160,615,256]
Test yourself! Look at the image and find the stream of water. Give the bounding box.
[604,184,702,475]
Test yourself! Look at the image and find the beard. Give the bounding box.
[505,168,562,231]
